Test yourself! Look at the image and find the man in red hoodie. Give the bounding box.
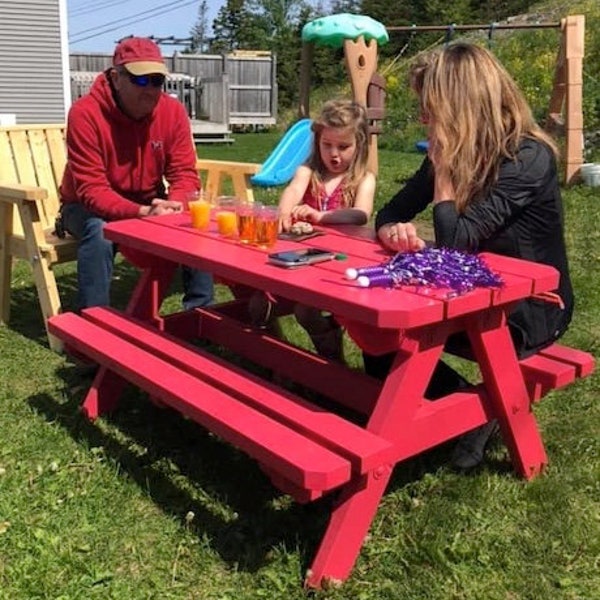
[60,37,212,309]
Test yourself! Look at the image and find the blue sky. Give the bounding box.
[67,0,224,53]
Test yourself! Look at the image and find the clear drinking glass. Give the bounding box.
[215,196,239,237]
[254,205,279,248]
[188,191,212,230]
[236,200,259,243]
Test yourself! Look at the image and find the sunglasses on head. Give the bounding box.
[127,73,165,88]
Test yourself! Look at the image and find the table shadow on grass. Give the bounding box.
[27,374,332,575]
[28,366,515,581]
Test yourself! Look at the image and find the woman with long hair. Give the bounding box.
[357,42,574,469]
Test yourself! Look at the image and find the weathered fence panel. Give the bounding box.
[68,50,277,130]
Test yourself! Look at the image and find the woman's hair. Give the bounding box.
[410,42,558,211]
[307,99,370,207]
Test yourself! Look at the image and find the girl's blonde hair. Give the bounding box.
[410,42,558,212]
[307,99,370,207]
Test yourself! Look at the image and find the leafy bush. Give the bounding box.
[379,1,600,159]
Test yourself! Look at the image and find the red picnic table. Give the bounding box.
[48,211,594,589]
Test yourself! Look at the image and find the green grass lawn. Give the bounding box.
[0,133,598,599]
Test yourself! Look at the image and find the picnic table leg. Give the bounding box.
[466,308,548,479]
[304,470,392,589]
[80,261,176,418]
[126,261,176,323]
[81,368,127,419]
[306,327,448,587]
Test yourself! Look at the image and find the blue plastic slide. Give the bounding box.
[251,118,313,187]
[415,140,429,153]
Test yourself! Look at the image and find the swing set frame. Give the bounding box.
[387,15,585,185]
[299,15,585,185]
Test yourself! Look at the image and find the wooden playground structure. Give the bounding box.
[300,14,585,184]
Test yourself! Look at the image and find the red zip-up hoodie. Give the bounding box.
[60,72,199,220]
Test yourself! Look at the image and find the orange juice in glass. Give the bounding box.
[237,200,258,243]
[189,197,211,231]
[254,205,279,248]
[216,196,238,237]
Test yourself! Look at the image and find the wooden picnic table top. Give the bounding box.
[104,212,559,331]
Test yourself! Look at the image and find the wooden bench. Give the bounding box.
[0,123,260,351]
[198,159,260,203]
[47,307,394,503]
[520,343,595,402]
[47,301,594,588]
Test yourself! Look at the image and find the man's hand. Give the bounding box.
[138,199,183,217]
[377,222,426,252]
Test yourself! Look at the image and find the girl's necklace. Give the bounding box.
[319,178,342,212]
[319,190,332,212]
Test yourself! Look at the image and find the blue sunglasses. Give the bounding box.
[127,73,165,88]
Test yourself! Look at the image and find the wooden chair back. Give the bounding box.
[0,124,66,238]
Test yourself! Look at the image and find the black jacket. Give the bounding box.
[376,138,574,356]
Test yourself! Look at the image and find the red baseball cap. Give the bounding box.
[112,37,168,76]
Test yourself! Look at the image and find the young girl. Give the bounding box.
[250,99,376,360]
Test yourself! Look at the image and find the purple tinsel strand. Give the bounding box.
[355,247,503,295]
[357,272,396,287]
[357,265,390,277]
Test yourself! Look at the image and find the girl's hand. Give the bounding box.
[279,212,293,232]
[378,222,426,252]
[291,204,322,223]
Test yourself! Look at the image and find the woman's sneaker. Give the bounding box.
[451,420,499,470]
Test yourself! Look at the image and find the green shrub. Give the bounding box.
[379,1,600,158]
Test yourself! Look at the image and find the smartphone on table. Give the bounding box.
[267,248,336,268]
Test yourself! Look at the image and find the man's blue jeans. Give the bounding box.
[61,203,213,310]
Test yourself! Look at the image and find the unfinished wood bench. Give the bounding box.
[0,123,260,351]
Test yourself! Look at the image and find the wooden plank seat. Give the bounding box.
[519,343,595,402]
[47,307,394,503]
[0,123,261,351]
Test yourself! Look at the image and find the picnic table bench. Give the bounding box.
[47,212,594,588]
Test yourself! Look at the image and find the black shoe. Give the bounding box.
[451,420,499,470]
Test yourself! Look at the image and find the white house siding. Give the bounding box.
[0,0,70,123]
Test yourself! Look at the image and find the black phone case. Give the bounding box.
[267,249,335,268]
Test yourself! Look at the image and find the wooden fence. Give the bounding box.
[69,51,277,129]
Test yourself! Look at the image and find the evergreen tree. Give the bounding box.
[211,0,254,52]
[189,0,209,54]
[329,0,361,14]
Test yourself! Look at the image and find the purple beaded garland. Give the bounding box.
[352,247,503,295]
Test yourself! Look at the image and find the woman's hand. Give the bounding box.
[378,222,426,252]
